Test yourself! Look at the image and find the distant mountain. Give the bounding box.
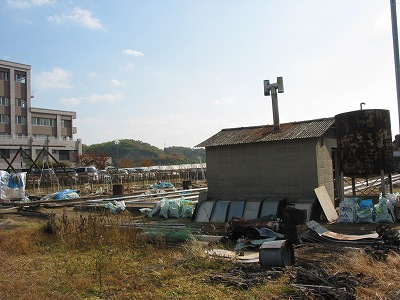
[83,139,205,167]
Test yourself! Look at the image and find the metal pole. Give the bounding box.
[114,139,120,183]
[271,87,280,130]
[390,0,400,132]
[340,172,344,202]
[116,145,119,171]
[381,170,386,196]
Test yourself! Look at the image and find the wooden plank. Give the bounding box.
[314,186,338,223]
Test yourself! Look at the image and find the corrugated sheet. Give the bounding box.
[196,117,335,147]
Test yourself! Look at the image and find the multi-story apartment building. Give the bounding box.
[0,59,82,171]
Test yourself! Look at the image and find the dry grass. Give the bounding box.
[329,250,400,299]
[1,212,400,299]
[0,212,290,300]
[294,243,400,299]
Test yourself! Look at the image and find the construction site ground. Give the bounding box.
[2,184,400,299]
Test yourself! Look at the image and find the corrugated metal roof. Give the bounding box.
[196,117,335,147]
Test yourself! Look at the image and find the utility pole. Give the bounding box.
[390,0,400,133]
[115,139,120,172]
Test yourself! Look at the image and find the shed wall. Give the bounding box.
[206,138,332,202]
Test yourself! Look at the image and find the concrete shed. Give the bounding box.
[196,117,337,204]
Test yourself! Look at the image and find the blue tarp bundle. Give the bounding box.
[151,181,174,189]
[53,189,80,200]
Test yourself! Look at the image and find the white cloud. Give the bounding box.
[122,49,144,57]
[35,67,72,89]
[111,79,124,87]
[85,91,123,103]
[6,0,55,9]
[47,7,104,30]
[212,96,234,106]
[59,97,80,105]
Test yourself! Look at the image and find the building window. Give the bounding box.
[59,150,70,160]
[31,117,56,127]
[15,98,26,108]
[0,149,10,159]
[21,149,31,159]
[0,71,9,81]
[14,73,26,83]
[15,115,26,125]
[0,114,10,124]
[0,97,9,106]
[61,119,71,128]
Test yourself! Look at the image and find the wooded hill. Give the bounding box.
[83,139,205,167]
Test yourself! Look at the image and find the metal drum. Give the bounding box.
[112,184,124,196]
[259,240,294,267]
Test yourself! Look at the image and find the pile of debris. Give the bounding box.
[206,265,284,289]
[199,215,400,298]
[288,263,375,300]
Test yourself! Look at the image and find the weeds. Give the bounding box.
[2,212,400,299]
[44,210,147,251]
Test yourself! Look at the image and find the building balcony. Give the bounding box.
[0,134,80,150]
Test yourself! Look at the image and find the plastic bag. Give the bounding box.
[159,199,170,218]
[105,200,126,213]
[105,202,117,213]
[359,199,373,211]
[114,200,126,213]
[53,189,80,200]
[374,197,393,223]
[338,197,359,223]
[139,208,154,217]
[356,208,374,223]
[168,199,180,218]
[179,198,194,218]
[386,193,398,220]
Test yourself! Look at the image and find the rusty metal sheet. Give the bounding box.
[335,109,394,177]
[196,118,335,147]
[307,220,379,241]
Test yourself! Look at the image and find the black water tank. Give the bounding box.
[335,109,394,177]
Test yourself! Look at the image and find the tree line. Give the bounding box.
[78,139,205,169]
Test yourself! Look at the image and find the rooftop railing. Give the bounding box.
[0,134,76,141]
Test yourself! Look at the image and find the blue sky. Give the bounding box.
[1,0,399,149]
